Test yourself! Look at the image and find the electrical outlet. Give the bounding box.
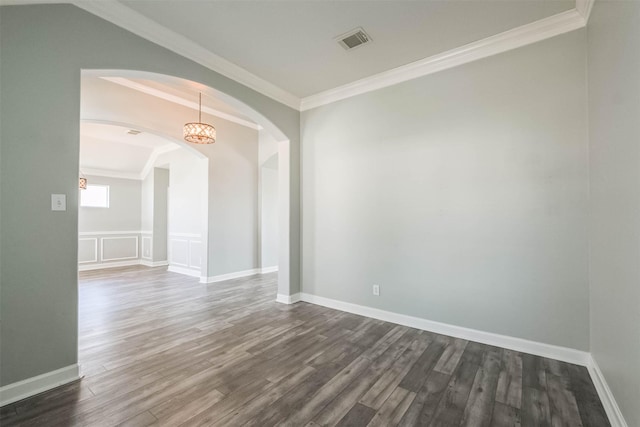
[372,284,380,296]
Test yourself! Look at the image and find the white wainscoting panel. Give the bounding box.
[78,238,98,264]
[169,239,189,267]
[77,232,141,269]
[168,233,201,277]
[189,240,202,269]
[101,236,139,262]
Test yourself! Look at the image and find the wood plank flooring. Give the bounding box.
[0,266,609,426]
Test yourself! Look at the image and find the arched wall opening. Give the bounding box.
[80,70,293,297]
[0,5,300,394]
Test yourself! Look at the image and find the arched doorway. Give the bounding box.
[81,69,293,299]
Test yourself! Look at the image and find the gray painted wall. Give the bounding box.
[587,1,640,425]
[78,175,143,268]
[140,167,170,263]
[201,124,260,277]
[261,163,279,268]
[0,4,299,386]
[152,168,170,263]
[141,171,154,233]
[259,130,280,269]
[78,176,142,232]
[302,31,590,350]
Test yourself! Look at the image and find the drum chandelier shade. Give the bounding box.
[184,93,216,144]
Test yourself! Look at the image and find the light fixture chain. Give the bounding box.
[184,91,216,144]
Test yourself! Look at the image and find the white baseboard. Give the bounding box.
[200,268,261,284]
[587,356,628,427]
[140,260,169,267]
[298,293,590,366]
[0,364,80,407]
[276,292,301,304]
[171,266,277,283]
[78,260,140,271]
[168,265,200,278]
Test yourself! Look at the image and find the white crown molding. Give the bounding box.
[101,77,262,130]
[588,356,629,427]
[575,0,595,23]
[6,1,590,111]
[300,8,587,110]
[71,0,301,110]
[0,364,80,407]
[298,292,591,366]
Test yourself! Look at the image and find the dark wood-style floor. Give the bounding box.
[1,266,609,427]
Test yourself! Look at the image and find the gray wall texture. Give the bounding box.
[0,4,300,386]
[261,164,279,268]
[2,5,638,422]
[587,1,640,425]
[302,31,590,350]
[152,168,170,263]
[79,176,142,232]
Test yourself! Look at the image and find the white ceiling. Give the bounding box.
[80,122,176,176]
[119,0,574,97]
[103,77,258,127]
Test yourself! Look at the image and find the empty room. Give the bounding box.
[0,1,637,426]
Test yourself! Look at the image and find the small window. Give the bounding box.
[81,184,109,208]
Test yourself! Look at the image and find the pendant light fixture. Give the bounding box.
[183,93,216,144]
[79,171,87,190]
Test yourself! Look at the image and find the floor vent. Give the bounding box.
[336,28,371,51]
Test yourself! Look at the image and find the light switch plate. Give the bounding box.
[51,194,66,211]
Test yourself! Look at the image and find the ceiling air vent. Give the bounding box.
[127,129,141,135]
[336,27,371,51]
